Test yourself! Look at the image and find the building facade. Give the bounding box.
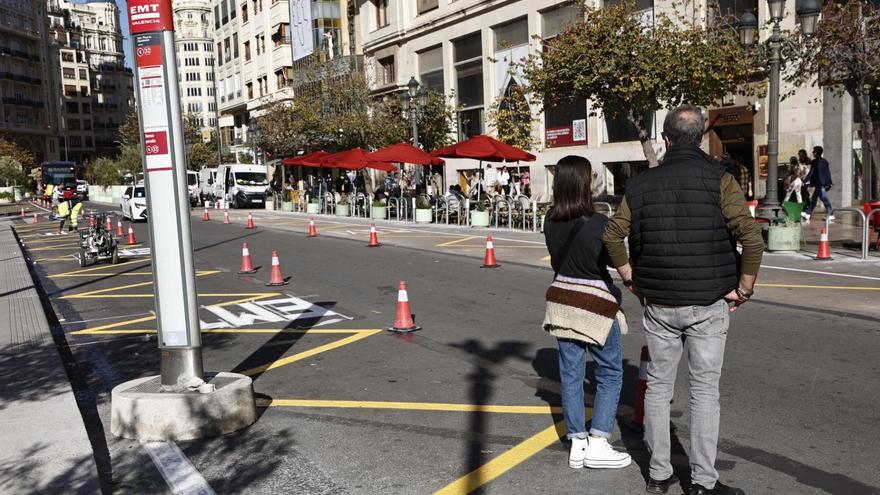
[0,0,58,162]
[48,0,133,161]
[173,0,218,141]
[359,0,863,207]
[214,0,360,161]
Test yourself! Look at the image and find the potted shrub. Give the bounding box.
[281,190,293,212]
[767,219,801,252]
[335,194,350,217]
[306,197,320,214]
[470,200,490,227]
[371,199,387,220]
[415,196,432,224]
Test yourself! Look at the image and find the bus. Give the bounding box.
[40,161,79,198]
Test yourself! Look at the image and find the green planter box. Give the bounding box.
[335,204,350,217]
[306,202,320,214]
[471,210,490,227]
[767,224,801,252]
[281,201,293,212]
[371,206,387,220]
[415,208,432,224]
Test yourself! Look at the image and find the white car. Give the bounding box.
[187,170,201,206]
[120,185,148,221]
[76,180,89,200]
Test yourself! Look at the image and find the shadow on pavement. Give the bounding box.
[449,339,532,494]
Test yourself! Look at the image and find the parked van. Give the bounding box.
[186,170,201,206]
[199,167,217,203]
[214,163,269,208]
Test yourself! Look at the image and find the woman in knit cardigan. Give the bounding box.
[543,155,632,470]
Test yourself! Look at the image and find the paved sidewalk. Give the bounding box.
[0,219,101,494]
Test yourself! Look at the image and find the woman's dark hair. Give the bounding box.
[548,155,595,222]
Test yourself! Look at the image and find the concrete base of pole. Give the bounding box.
[110,372,256,441]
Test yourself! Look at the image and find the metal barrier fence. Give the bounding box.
[271,193,626,234]
[824,207,880,261]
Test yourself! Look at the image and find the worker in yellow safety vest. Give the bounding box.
[57,196,83,232]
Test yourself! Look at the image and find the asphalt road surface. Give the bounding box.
[7,201,880,494]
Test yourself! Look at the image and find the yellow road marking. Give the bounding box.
[439,245,547,250]
[320,223,359,232]
[436,235,477,247]
[51,259,146,278]
[60,270,220,298]
[240,330,382,376]
[74,327,380,336]
[28,243,82,251]
[258,399,563,415]
[434,421,567,495]
[757,283,880,291]
[51,272,154,277]
[542,255,551,261]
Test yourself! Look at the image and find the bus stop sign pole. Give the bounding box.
[128,0,203,387]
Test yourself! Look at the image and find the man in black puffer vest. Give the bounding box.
[603,105,763,495]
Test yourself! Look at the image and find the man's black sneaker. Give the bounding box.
[688,481,745,495]
[646,474,679,494]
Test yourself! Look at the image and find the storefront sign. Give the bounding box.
[546,119,587,148]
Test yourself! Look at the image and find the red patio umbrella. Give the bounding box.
[282,150,329,167]
[430,135,536,162]
[321,147,396,171]
[369,143,445,166]
[431,135,535,197]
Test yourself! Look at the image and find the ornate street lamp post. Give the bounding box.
[400,76,429,195]
[739,0,820,208]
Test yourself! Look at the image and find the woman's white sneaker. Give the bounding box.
[568,437,588,469]
[583,437,632,469]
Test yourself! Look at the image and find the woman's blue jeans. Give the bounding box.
[557,321,623,439]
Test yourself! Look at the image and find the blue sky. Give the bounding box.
[115,0,132,67]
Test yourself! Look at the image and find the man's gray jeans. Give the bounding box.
[643,299,729,489]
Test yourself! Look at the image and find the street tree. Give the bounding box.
[183,112,203,147]
[188,142,216,170]
[115,108,143,177]
[0,137,37,172]
[521,0,757,166]
[88,157,122,187]
[0,156,26,187]
[487,82,539,151]
[418,90,459,152]
[786,0,880,199]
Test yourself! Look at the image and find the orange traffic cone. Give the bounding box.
[223,211,230,224]
[33,212,39,223]
[203,207,210,221]
[238,242,257,274]
[367,223,380,247]
[816,228,832,260]
[308,218,317,237]
[89,214,95,227]
[481,236,500,268]
[20,206,25,217]
[627,346,650,432]
[116,219,124,237]
[246,212,255,229]
[127,225,137,245]
[388,281,420,333]
[265,250,289,286]
[105,216,113,231]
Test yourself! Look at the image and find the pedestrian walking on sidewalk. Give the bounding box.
[543,155,632,472]
[783,157,804,203]
[801,146,834,221]
[603,105,764,495]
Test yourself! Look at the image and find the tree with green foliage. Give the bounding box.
[188,142,216,170]
[114,107,143,177]
[183,112,203,148]
[522,0,758,166]
[0,137,37,173]
[487,82,539,151]
[88,157,122,187]
[417,90,458,152]
[786,0,880,199]
[0,156,26,187]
